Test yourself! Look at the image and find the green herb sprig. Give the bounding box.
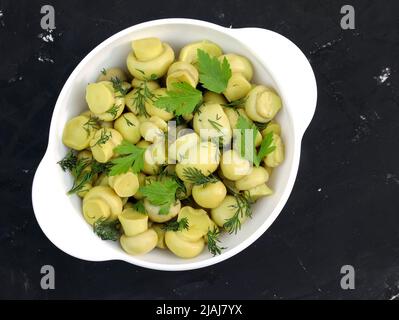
[236,116,275,166]
[111,76,129,97]
[58,152,110,194]
[208,118,223,133]
[68,159,111,194]
[109,140,145,176]
[157,168,188,200]
[162,217,189,232]
[93,218,121,241]
[106,104,119,119]
[92,128,112,147]
[57,151,77,172]
[223,188,253,234]
[222,97,247,108]
[68,170,92,194]
[154,82,202,116]
[182,167,218,186]
[207,227,225,255]
[132,200,146,214]
[140,179,180,215]
[253,121,269,131]
[83,115,101,137]
[123,115,134,127]
[256,131,275,165]
[129,71,157,117]
[197,49,231,93]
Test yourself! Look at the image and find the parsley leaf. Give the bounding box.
[255,131,276,166]
[236,115,258,164]
[93,218,121,241]
[132,200,146,214]
[236,116,275,166]
[140,179,179,215]
[197,49,231,93]
[162,217,189,231]
[154,82,202,116]
[222,97,247,108]
[109,141,145,176]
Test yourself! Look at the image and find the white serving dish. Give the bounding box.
[32,18,317,271]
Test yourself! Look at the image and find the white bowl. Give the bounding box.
[31,18,317,271]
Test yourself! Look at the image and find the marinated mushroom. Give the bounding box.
[165,230,205,258]
[175,141,220,182]
[179,40,222,65]
[90,128,123,163]
[127,37,175,80]
[82,186,123,225]
[211,195,247,228]
[113,112,141,144]
[144,198,181,223]
[192,181,227,208]
[193,103,231,145]
[245,85,282,123]
[120,229,158,255]
[220,149,252,181]
[108,170,139,197]
[118,207,148,236]
[97,67,128,82]
[235,167,269,191]
[264,133,284,167]
[62,114,98,151]
[85,81,125,121]
[166,61,199,90]
[223,73,252,102]
[218,54,253,81]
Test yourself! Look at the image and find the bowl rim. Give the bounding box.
[32,18,316,271]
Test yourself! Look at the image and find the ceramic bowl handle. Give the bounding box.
[32,154,120,262]
[230,27,317,136]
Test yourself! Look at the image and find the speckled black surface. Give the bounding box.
[1,0,399,300]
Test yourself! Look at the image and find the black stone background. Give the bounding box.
[0,0,399,300]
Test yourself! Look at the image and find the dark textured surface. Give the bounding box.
[1,0,399,300]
